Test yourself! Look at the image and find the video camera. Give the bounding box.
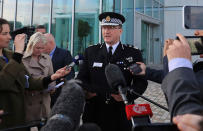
[10,26,35,50]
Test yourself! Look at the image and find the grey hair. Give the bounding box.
[24,32,47,57]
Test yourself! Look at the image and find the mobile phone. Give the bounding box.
[128,63,142,75]
[177,36,203,55]
[183,6,203,29]
[133,123,179,131]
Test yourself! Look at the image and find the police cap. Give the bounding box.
[99,12,125,26]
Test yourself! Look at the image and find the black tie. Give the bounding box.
[108,46,113,62]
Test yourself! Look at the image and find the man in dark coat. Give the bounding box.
[162,33,203,131]
[0,18,71,130]
[77,12,148,131]
[44,33,75,107]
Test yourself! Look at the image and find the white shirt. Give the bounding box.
[105,42,120,55]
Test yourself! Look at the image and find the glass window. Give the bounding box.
[3,0,16,31]
[160,0,164,5]
[135,0,144,13]
[33,0,50,32]
[52,0,72,50]
[0,0,2,17]
[122,0,134,45]
[153,1,159,19]
[145,0,152,17]
[16,0,32,29]
[114,0,121,13]
[103,0,114,12]
[160,5,164,22]
[73,0,100,56]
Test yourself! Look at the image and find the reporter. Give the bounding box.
[163,33,203,130]
[0,18,70,130]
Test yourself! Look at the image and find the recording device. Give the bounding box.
[105,64,128,104]
[105,64,178,131]
[10,26,35,50]
[66,54,83,70]
[41,80,85,131]
[125,104,153,127]
[128,63,142,75]
[176,36,203,55]
[183,6,203,29]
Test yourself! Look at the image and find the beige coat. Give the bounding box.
[22,53,55,122]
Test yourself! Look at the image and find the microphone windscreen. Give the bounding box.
[125,104,153,120]
[105,64,126,90]
[41,80,85,131]
[78,123,102,131]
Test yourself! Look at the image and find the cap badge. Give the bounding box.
[106,16,111,22]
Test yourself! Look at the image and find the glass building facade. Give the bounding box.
[0,0,164,64]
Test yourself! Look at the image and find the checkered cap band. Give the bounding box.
[101,18,122,26]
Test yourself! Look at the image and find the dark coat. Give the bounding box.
[77,43,148,131]
[50,47,75,107]
[145,56,168,84]
[161,67,203,118]
[0,49,46,130]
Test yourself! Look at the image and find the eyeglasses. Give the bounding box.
[101,26,121,30]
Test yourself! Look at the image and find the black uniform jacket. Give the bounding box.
[77,42,148,103]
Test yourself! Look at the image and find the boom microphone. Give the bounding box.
[105,64,128,104]
[41,80,85,131]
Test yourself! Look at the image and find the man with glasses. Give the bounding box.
[77,12,147,131]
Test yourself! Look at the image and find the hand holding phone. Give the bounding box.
[176,36,203,55]
[128,63,142,75]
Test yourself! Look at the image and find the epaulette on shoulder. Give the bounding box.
[124,44,139,49]
[88,43,104,48]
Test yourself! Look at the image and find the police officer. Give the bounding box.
[77,12,148,131]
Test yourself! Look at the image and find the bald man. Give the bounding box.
[44,33,75,107]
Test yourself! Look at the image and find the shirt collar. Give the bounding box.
[105,41,120,54]
[49,46,56,59]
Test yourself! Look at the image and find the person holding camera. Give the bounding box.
[0,18,71,130]
[163,33,203,131]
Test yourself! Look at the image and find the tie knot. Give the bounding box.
[109,46,113,53]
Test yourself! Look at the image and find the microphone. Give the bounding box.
[105,64,128,104]
[66,55,83,70]
[41,80,85,131]
[125,104,153,128]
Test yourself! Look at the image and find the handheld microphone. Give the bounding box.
[66,55,83,70]
[41,80,85,131]
[125,104,153,127]
[105,64,128,104]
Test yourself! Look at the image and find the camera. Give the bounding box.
[176,36,203,55]
[10,26,35,50]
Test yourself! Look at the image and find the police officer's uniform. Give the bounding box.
[77,12,148,131]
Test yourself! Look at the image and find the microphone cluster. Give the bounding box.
[105,64,179,131]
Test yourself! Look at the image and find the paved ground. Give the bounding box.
[135,80,171,123]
